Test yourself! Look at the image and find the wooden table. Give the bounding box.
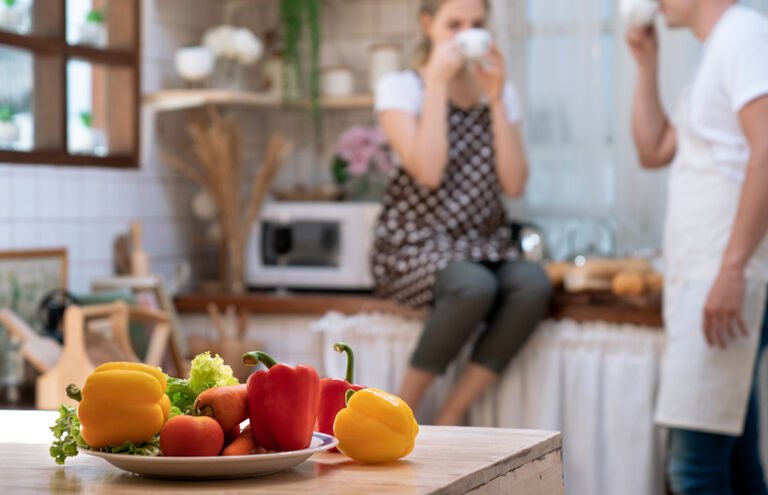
[2,410,563,494]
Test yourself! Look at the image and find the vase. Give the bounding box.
[321,66,355,98]
[369,44,401,93]
[174,46,214,87]
[79,20,107,48]
[0,3,30,35]
[0,120,19,149]
[211,58,244,91]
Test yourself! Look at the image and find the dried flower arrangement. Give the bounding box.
[163,107,293,293]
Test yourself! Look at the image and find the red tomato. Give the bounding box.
[159,415,224,456]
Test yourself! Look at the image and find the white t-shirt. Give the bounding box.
[689,5,768,177]
[374,70,523,124]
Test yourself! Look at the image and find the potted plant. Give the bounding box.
[203,25,263,91]
[331,126,394,201]
[0,0,30,34]
[79,9,107,48]
[279,0,322,137]
[0,104,19,149]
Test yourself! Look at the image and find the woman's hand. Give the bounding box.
[423,39,465,86]
[475,44,505,103]
[626,26,658,69]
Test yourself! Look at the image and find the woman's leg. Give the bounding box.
[432,260,552,425]
[470,260,552,373]
[398,261,498,412]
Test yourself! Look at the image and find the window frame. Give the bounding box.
[0,0,140,168]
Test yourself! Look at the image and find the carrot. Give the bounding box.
[223,424,241,447]
[194,384,249,431]
[222,426,267,456]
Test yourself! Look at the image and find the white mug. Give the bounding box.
[455,28,492,60]
[621,0,659,27]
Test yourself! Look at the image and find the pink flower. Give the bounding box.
[334,126,390,177]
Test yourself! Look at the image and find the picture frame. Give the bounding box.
[0,248,68,329]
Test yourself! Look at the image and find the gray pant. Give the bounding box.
[410,260,553,375]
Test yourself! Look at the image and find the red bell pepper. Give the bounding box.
[316,342,365,447]
[242,351,320,451]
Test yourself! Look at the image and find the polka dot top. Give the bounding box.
[371,72,521,310]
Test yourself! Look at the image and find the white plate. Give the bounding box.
[78,432,338,479]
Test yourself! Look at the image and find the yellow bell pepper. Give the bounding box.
[333,388,419,463]
[77,362,170,449]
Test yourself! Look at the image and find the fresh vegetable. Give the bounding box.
[224,424,241,446]
[222,426,267,456]
[316,343,365,451]
[77,362,170,449]
[194,384,249,432]
[242,351,320,452]
[50,404,88,464]
[50,396,160,464]
[159,415,224,457]
[333,388,419,463]
[164,351,240,416]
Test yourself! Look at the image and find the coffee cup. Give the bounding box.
[455,28,492,60]
[621,0,659,27]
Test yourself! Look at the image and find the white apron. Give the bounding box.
[654,91,768,436]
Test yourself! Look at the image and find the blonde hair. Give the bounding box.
[412,0,491,69]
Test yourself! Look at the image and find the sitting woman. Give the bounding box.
[371,0,552,425]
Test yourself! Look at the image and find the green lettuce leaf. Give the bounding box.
[165,376,198,416]
[187,351,239,394]
[49,404,86,464]
[100,438,160,456]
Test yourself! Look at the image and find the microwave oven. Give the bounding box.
[246,201,382,290]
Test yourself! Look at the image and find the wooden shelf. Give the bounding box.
[142,89,374,112]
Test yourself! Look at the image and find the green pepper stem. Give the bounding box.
[66,384,82,402]
[242,351,278,369]
[345,388,356,406]
[333,342,355,384]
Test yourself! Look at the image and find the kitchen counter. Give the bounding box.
[175,289,663,328]
[2,410,564,494]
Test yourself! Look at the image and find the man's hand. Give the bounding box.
[626,26,658,68]
[703,267,748,349]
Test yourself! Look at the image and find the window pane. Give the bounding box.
[67,59,107,155]
[67,0,108,48]
[524,32,615,210]
[0,46,34,151]
[527,0,613,24]
[67,0,135,50]
[67,59,135,156]
[0,0,32,35]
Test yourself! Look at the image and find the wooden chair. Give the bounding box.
[3,301,172,410]
[0,309,62,377]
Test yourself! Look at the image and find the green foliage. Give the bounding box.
[86,10,105,24]
[80,112,92,128]
[0,104,13,123]
[280,0,322,142]
[332,156,348,185]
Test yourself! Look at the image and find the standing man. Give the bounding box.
[627,0,768,492]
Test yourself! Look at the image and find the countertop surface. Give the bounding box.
[175,289,663,327]
[2,410,563,494]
